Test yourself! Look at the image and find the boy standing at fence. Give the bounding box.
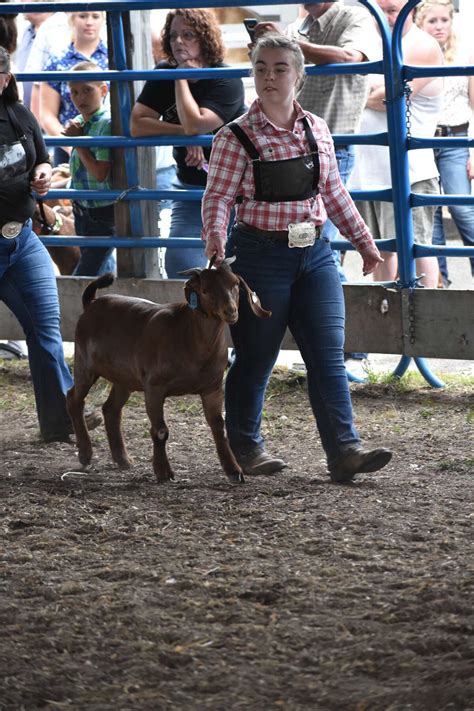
[63,61,116,276]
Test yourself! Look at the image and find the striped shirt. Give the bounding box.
[69,106,113,208]
[201,99,374,251]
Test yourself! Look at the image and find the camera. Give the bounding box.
[243,18,258,43]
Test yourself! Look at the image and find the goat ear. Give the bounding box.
[238,276,272,319]
[178,267,203,278]
[223,256,236,267]
[183,272,202,309]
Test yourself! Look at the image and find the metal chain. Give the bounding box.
[408,288,416,344]
[404,80,413,139]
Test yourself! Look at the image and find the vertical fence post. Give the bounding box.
[109,9,159,277]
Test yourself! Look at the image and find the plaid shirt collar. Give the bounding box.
[312,3,341,32]
[247,99,315,131]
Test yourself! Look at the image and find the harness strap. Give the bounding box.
[228,122,261,160]
[228,116,320,200]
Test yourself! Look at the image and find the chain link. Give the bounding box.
[408,288,416,344]
[404,81,413,139]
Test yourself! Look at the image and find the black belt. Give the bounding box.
[435,123,469,137]
[73,202,115,218]
[237,221,321,242]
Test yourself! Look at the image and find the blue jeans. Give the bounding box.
[166,178,207,278]
[0,221,73,439]
[73,204,116,277]
[433,134,474,279]
[156,164,177,213]
[225,224,360,465]
[321,145,356,283]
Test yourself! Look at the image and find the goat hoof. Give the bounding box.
[155,470,175,484]
[115,458,133,470]
[78,451,92,467]
[226,469,245,485]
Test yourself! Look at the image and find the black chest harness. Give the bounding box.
[228,116,320,203]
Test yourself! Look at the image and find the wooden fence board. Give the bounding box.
[0,279,472,359]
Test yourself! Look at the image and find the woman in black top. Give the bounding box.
[0,48,77,442]
[130,8,246,277]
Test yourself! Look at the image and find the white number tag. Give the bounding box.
[288,222,316,248]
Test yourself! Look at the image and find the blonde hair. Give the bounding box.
[415,0,457,63]
[250,34,306,89]
[67,61,106,87]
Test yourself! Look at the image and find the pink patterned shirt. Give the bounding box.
[201,99,374,252]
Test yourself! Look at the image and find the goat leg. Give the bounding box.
[66,385,93,467]
[145,389,175,483]
[102,384,133,469]
[201,390,244,485]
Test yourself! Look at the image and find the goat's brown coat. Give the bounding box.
[32,202,80,275]
[66,264,270,484]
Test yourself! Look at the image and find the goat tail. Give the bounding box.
[82,272,115,309]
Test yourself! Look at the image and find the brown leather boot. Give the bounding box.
[329,446,392,484]
[235,449,288,476]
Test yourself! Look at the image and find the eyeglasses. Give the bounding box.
[169,30,198,42]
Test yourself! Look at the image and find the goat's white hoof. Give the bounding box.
[227,470,245,485]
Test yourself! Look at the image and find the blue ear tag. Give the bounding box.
[188,291,199,310]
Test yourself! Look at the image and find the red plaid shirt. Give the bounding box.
[201,99,374,251]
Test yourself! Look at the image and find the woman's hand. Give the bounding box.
[185,145,207,169]
[62,119,83,137]
[204,234,226,265]
[358,242,384,276]
[30,163,52,197]
[467,154,474,181]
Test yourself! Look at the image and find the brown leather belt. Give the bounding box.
[237,221,289,241]
[434,123,469,137]
[237,221,321,242]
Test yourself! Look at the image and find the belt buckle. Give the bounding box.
[288,222,316,248]
[1,221,23,239]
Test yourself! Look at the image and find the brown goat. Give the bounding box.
[33,201,80,275]
[66,259,271,485]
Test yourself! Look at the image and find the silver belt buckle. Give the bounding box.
[288,222,316,248]
[1,221,23,239]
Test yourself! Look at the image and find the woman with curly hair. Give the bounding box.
[131,8,246,277]
[416,0,474,285]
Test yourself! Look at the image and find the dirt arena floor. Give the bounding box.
[1,360,473,710]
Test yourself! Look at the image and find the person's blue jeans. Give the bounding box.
[225,224,360,465]
[72,204,116,277]
[156,164,177,214]
[0,220,73,440]
[321,145,356,284]
[53,146,70,168]
[165,178,207,278]
[433,134,474,280]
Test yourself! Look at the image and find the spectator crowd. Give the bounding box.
[5,1,473,286]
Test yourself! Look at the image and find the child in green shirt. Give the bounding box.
[63,61,115,275]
